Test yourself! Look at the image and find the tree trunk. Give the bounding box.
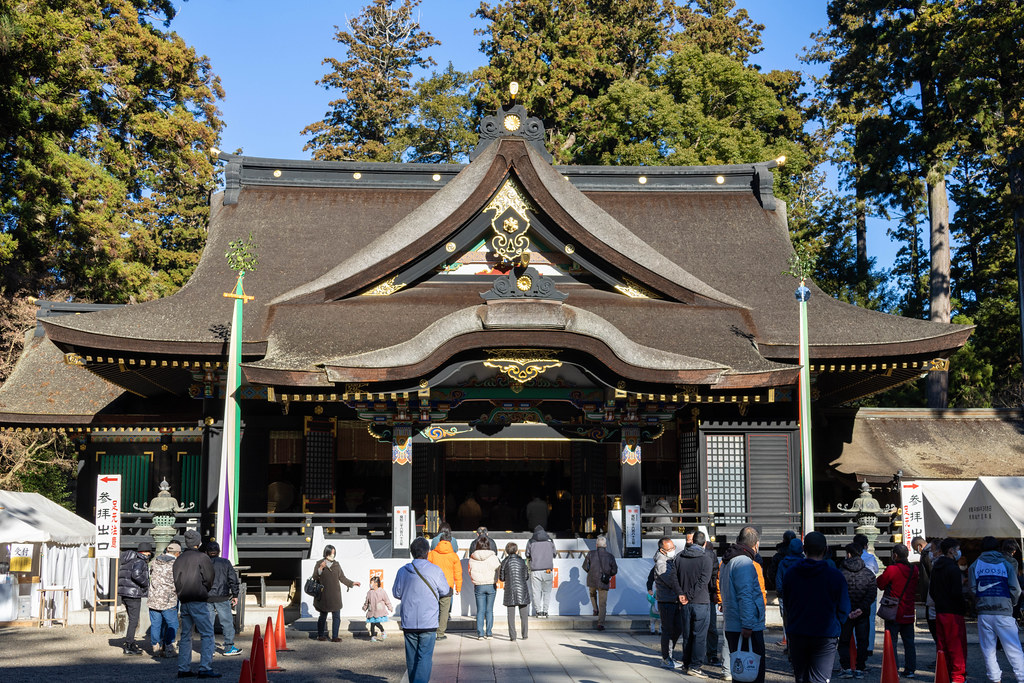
[1009,148,1024,377]
[926,175,951,408]
[855,164,868,282]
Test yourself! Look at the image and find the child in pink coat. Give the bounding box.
[362,575,393,641]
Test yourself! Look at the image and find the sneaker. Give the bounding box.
[176,673,195,679]
[196,672,222,679]
[164,646,177,658]
[839,669,854,679]
[435,634,446,641]
[596,624,605,631]
[688,667,710,678]
[128,642,143,655]
[902,672,916,679]
[380,632,388,640]
[122,643,134,656]
[485,635,493,640]
[853,671,865,679]
[370,636,378,642]
[222,646,241,657]
[663,658,684,670]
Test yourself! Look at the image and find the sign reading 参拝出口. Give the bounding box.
[901,481,924,560]
[95,474,122,559]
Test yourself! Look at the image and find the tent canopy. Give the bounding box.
[0,490,95,545]
[917,480,975,538]
[947,476,1024,540]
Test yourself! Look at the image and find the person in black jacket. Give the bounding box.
[839,543,877,677]
[499,542,531,641]
[675,530,714,677]
[931,538,967,683]
[117,541,153,655]
[582,534,618,631]
[173,529,219,678]
[205,540,240,656]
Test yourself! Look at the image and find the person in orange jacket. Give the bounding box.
[427,527,462,640]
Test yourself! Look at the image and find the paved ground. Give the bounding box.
[2,620,1023,682]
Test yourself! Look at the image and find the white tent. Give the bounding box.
[946,476,1024,540]
[0,491,99,620]
[917,480,975,538]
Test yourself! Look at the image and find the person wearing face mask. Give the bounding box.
[649,536,685,670]
[720,526,767,683]
[930,538,967,683]
[313,544,361,642]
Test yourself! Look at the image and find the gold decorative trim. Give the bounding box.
[503,114,521,131]
[445,242,457,253]
[485,180,532,265]
[516,275,532,291]
[64,353,87,367]
[564,244,575,255]
[615,278,656,299]
[361,276,405,296]
[483,348,562,383]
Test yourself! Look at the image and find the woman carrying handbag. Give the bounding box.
[877,544,919,678]
[313,544,360,642]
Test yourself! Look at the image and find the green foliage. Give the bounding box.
[225,233,259,275]
[302,0,439,162]
[401,63,479,163]
[0,0,224,303]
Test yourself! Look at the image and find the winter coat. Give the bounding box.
[783,558,850,638]
[841,555,878,614]
[468,549,501,586]
[500,554,531,606]
[675,543,713,604]
[930,555,966,615]
[363,587,393,619]
[117,549,150,599]
[392,558,450,631]
[525,526,555,571]
[877,561,919,624]
[653,550,683,603]
[430,533,458,554]
[917,550,933,602]
[969,550,1022,616]
[709,551,721,605]
[173,548,214,603]
[583,547,618,590]
[428,540,463,593]
[719,544,766,632]
[775,539,804,600]
[313,560,355,613]
[208,556,239,602]
[148,553,178,611]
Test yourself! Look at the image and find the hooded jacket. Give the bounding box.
[930,555,966,615]
[392,558,451,631]
[841,555,878,614]
[427,540,463,593]
[500,554,531,606]
[653,548,683,603]
[720,544,766,632]
[207,547,239,602]
[525,526,555,571]
[468,549,501,586]
[675,543,713,604]
[117,549,150,599]
[969,549,1022,616]
[173,547,214,603]
[782,558,850,638]
[148,552,178,610]
[775,538,804,600]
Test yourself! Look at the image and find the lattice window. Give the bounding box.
[705,434,746,523]
[680,429,699,506]
[304,430,335,501]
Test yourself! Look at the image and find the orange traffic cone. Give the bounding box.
[935,650,950,683]
[249,623,261,658]
[238,658,253,683]
[264,618,285,672]
[275,604,291,651]
[849,633,857,671]
[251,637,268,683]
[882,630,899,683]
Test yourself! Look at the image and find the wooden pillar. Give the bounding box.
[620,426,642,558]
[391,425,413,558]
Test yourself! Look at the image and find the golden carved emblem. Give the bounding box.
[484,348,562,383]
[564,244,575,255]
[516,275,532,291]
[503,114,521,131]
[929,358,950,372]
[445,242,457,253]
[485,180,532,265]
[614,278,655,299]
[361,276,405,296]
[64,353,87,367]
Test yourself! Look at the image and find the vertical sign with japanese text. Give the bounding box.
[393,506,410,553]
[95,474,121,558]
[901,480,924,558]
[624,505,641,550]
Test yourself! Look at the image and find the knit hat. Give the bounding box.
[183,529,202,549]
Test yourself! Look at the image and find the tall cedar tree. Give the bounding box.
[302,0,439,162]
[812,0,965,407]
[0,0,223,303]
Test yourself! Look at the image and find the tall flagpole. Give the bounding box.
[796,279,814,534]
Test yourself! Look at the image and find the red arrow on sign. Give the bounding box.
[99,476,118,483]
[904,483,919,489]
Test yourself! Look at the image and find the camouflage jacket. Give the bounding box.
[148,553,178,611]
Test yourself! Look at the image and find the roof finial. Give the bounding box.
[509,81,519,102]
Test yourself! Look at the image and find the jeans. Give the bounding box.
[589,588,608,626]
[318,609,341,640]
[403,630,437,683]
[209,601,235,647]
[935,613,967,683]
[530,570,553,616]
[867,598,877,651]
[122,597,141,643]
[437,594,452,636]
[839,613,869,670]
[707,605,720,661]
[474,584,496,636]
[659,601,683,660]
[977,613,1024,683]
[150,606,179,649]
[726,630,766,683]
[178,600,215,673]
[508,605,528,640]
[789,635,838,683]
[884,620,917,673]
[681,602,711,669]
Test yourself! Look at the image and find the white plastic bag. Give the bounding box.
[730,638,761,683]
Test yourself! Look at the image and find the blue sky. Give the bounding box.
[170,1,903,272]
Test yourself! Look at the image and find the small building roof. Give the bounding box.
[0,490,96,545]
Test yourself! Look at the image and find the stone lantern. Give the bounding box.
[134,478,195,554]
[837,481,897,552]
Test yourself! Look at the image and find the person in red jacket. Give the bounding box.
[930,538,967,683]
[877,544,920,678]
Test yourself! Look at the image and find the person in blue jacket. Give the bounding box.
[782,531,851,683]
[393,537,452,683]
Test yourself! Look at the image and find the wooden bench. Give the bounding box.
[242,572,271,607]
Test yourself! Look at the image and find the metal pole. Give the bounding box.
[797,281,815,533]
